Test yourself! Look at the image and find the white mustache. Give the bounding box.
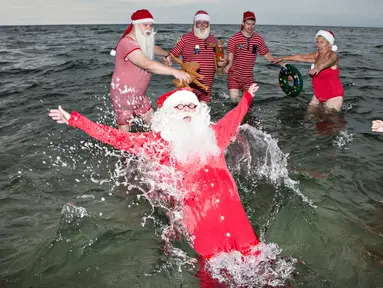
[173,111,196,120]
[144,29,157,35]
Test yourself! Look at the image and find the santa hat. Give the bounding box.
[241,11,256,30]
[194,10,210,22]
[110,9,154,56]
[157,88,199,109]
[315,30,338,52]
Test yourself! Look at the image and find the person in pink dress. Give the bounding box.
[48,83,263,286]
[109,9,190,131]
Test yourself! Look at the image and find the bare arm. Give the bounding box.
[224,52,234,73]
[154,45,169,57]
[277,52,317,63]
[309,52,338,76]
[314,51,337,70]
[127,49,190,82]
[263,52,285,67]
[128,49,177,75]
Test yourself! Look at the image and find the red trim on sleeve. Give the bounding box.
[124,47,140,62]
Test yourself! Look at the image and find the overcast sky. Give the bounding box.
[1,0,382,27]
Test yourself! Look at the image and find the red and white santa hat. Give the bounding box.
[157,88,199,109]
[315,30,338,52]
[110,9,154,56]
[194,10,210,22]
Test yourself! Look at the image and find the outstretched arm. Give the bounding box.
[263,52,285,67]
[154,45,169,57]
[128,49,190,83]
[213,84,259,150]
[273,52,317,64]
[48,106,154,154]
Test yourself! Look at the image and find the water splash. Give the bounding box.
[61,202,89,225]
[45,113,301,285]
[227,124,316,208]
[333,130,353,150]
[206,243,296,287]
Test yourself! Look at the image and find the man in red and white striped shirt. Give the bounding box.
[166,10,225,103]
[225,11,282,101]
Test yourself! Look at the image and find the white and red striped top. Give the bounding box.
[227,32,268,76]
[170,32,218,100]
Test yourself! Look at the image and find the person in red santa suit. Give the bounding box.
[49,83,261,285]
[165,10,226,103]
[109,9,190,132]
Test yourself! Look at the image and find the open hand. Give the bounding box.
[163,55,172,66]
[309,65,322,76]
[247,83,259,97]
[272,58,283,64]
[173,70,191,84]
[48,105,71,125]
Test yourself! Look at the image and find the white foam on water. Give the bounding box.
[333,130,353,150]
[206,242,297,287]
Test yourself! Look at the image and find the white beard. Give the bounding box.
[194,24,210,40]
[134,24,155,60]
[151,104,220,165]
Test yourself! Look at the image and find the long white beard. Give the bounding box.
[152,104,220,165]
[194,25,210,40]
[134,24,155,60]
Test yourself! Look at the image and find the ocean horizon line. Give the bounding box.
[0,23,382,29]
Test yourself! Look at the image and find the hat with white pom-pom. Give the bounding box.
[110,9,154,56]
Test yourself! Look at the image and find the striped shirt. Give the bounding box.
[170,32,218,101]
[227,32,268,76]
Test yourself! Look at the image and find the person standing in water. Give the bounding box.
[274,30,344,114]
[165,10,225,104]
[109,9,190,132]
[225,11,282,101]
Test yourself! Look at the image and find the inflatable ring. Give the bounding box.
[279,64,303,97]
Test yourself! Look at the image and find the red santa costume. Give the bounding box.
[67,88,261,285]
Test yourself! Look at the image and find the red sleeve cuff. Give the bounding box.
[68,111,81,127]
[243,91,253,106]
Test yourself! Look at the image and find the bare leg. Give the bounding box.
[118,123,131,132]
[229,89,241,102]
[324,96,343,113]
[118,108,153,132]
[307,95,321,115]
[139,108,154,131]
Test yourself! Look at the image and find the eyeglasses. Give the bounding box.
[195,21,209,27]
[174,103,198,110]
